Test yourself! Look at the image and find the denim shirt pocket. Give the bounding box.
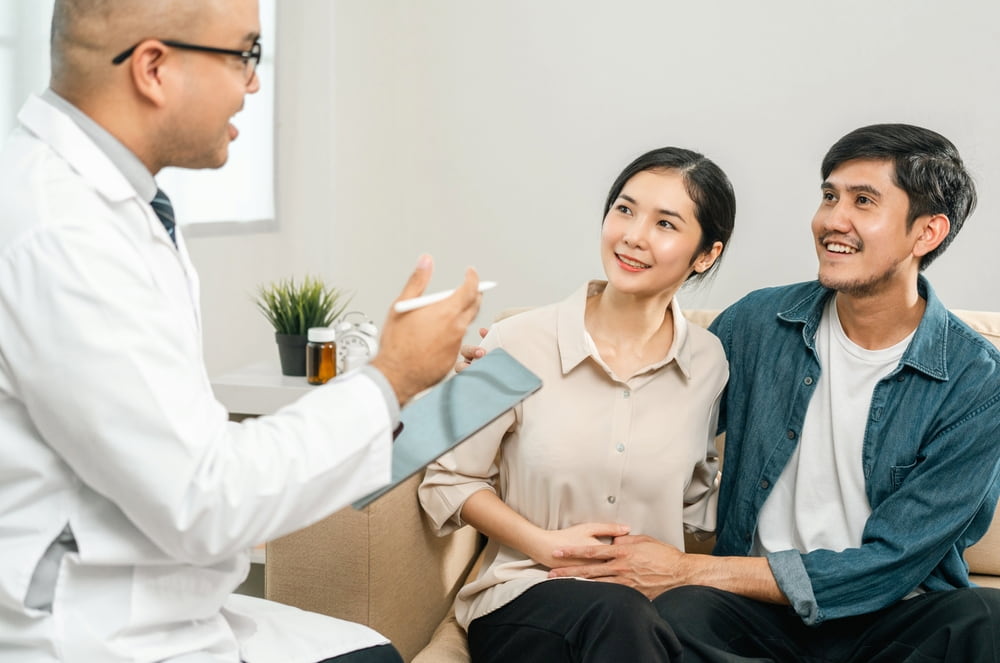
[890,460,920,491]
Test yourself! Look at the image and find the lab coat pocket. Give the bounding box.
[49,556,247,663]
[49,552,134,662]
[128,554,250,630]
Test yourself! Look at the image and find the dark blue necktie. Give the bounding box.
[150,188,177,247]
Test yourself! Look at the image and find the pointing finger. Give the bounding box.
[395,254,434,303]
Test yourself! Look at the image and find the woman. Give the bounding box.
[418,146,736,662]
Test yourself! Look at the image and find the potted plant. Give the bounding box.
[255,276,351,376]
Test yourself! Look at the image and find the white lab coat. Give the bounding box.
[0,94,393,662]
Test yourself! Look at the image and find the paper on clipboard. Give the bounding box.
[352,348,541,509]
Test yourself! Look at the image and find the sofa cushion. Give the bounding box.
[952,309,1000,344]
[411,612,469,663]
[966,508,1000,576]
[266,474,481,662]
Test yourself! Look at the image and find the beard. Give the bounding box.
[157,114,231,172]
[817,254,907,298]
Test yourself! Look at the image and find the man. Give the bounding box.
[543,124,1000,661]
[0,1,481,662]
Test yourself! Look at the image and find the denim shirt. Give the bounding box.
[709,276,1000,625]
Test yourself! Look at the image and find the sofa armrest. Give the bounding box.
[265,473,482,662]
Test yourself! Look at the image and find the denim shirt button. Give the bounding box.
[804,376,814,386]
[896,375,906,382]
[760,479,770,489]
[786,430,796,439]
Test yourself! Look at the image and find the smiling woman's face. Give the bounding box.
[600,169,716,299]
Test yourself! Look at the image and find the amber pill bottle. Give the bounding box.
[306,327,337,385]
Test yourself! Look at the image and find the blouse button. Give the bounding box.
[616,443,625,453]
[607,495,617,504]
[623,390,631,399]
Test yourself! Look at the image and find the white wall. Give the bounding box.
[189,0,1000,375]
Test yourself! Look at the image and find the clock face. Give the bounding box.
[337,330,379,372]
[334,312,379,373]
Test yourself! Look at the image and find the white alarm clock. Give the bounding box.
[334,311,379,373]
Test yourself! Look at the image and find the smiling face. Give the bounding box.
[600,169,720,300]
[160,0,261,170]
[811,158,929,299]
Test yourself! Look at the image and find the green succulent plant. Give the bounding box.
[255,275,352,335]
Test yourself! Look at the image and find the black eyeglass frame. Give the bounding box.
[111,39,262,82]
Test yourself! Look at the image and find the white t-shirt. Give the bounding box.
[754,297,913,555]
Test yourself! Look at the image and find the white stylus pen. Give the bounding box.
[394,280,497,313]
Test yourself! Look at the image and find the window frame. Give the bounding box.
[1,0,279,237]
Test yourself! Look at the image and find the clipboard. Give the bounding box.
[352,348,542,509]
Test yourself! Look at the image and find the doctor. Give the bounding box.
[0,1,482,662]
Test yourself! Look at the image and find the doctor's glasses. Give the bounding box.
[111,38,261,85]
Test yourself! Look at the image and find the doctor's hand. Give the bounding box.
[547,535,687,600]
[454,328,489,373]
[372,255,482,406]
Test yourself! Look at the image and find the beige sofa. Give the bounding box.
[265,309,1000,663]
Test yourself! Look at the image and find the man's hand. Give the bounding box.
[549,535,788,604]
[547,534,687,599]
[371,255,482,405]
[454,328,489,373]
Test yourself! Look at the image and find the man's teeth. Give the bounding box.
[826,243,857,254]
[619,255,650,268]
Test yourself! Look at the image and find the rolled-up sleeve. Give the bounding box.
[682,392,723,535]
[774,395,1000,625]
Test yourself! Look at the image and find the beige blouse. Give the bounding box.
[418,281,728,629]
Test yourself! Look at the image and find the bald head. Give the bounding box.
[50,0,223,101]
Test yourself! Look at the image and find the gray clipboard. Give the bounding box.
[352,348,542,509]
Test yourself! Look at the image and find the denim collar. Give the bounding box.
[777,274,950,381]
